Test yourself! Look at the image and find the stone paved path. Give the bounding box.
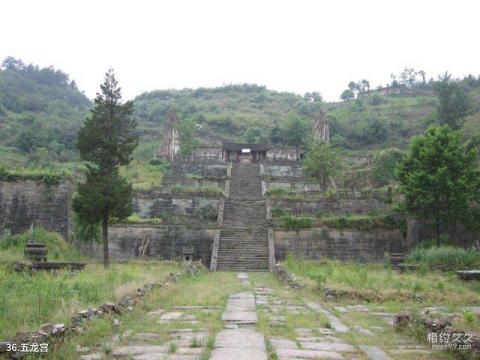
[251,280,440,360]
[210,273,267,360]
[254,285,359,359]
[80,306,214,359]
[76,272,446,360]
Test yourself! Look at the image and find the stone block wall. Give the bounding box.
[270,197,390,216]
[81,224,215,265]
[274,227,404,262]
[0,180,73,239]
[263,164,303,178]
[133,194,221,219]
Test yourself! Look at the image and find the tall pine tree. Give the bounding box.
[73,70,138,267]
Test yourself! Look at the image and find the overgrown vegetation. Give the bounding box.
[317,214,403,231]
[283,256,480,305]
[0,57,90,163]
[0,261,178,339]
[0,166,69,185]
[279,215,314,231]
[406,246,480,271]
[0,228,82,262]
[396,125,480,246]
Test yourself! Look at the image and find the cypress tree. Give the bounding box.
[73,70,138,267]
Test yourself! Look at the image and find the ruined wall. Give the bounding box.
[0,180,73,239]
[274,227,403,262]
[270,197,390,216]
[134,194,220,219]
[266,148,301,161]
[163,161,227,188]
[263,164,303,178]
[81,224,215,265]
[194,147,223,159]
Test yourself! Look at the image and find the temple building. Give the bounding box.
[222,142,268,163]
[159,110,328,163]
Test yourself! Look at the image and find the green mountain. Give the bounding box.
[0,57,91,166]
[1,57,480,175]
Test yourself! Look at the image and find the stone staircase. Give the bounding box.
[216,163,269,271]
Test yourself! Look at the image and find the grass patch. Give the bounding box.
[0,228,82,262]
[120,213,162,225]
[406,246,480,271]
[283,256,480,305]
[278,215,314,231]
[0,166,69,184]
[317,213,403,231]
[0,261,178,339]
[120,160,166,190]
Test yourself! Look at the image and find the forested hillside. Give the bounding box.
[133,85,322,146]
[0,57,90,166]
[1,57,480,174]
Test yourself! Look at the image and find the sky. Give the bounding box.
[1,0,479,102]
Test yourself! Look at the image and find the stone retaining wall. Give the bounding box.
[81,225,215,265]
[133,194,221,219]
[274,228,404,262]
[270,197,391,216]
[0,180,72,239]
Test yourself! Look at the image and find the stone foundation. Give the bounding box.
[0,180,72,239]
[80,224,216,265]
[274,228,404,262]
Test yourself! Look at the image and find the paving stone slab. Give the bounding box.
[146,309,165,317]
[299,341,355,352]
[270,337,299,349]
[135,332,162,340]
[210,348,266,360]
[237,272,249,280]
[173,305,221,310]
[306,302,349,333]
[134,354,199,360]
[221,309,257,323]
[111,345,169,356]
[211,328,267,360]
[359,345,392,360]
[275,348,344,359]
[80,354,104,360]
[160,312,184,321]
[297,336,343,343]
[353,325,374,336]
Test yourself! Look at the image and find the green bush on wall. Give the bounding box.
[406,246,480,271]
[280,215,314,231]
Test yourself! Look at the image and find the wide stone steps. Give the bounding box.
[216,163,269,272]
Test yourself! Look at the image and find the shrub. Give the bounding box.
[280,216,314,231]
[372,148,406,186]
[149,158,164,166]
[0,228,81,262]
[0,166,68,185]
[369,94,383,106]
[198,204,218,221]
[406,246,480,271]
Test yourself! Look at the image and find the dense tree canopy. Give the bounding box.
[396,125,479,246]
[434,74,473,130]
[303,140,339,187]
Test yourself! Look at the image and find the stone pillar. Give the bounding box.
[406,217,420,251]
